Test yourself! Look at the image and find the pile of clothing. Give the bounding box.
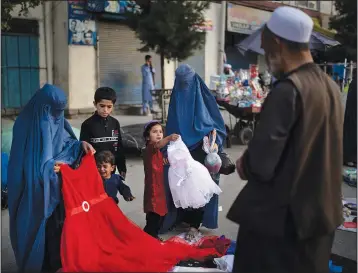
[339,198,357,232]
[343,167,357,187]
[168,233,237,272]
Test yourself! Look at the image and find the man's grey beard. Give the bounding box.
[267,55,283,79]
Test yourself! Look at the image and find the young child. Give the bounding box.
[80,87,127,178]
[95,151,134,204]
[142,121,179,240]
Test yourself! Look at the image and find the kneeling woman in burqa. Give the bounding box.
[7,84,95,272]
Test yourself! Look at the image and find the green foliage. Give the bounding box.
[329,0,357,49]
[2,0,43,30]
[126,0,211,62]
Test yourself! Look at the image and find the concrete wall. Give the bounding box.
[52,2,69,97]
[155,2,222,88]
[204,2,221,84]
[68,46,97,110]
[319,1,335,15]
[10,4,48,88]
[52,2,96,112]
[275,0,336,16]
[164,60,176,89]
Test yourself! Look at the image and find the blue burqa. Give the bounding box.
[7,84,82,272]
[161,64,226,232]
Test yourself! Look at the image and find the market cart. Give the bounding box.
[217,100,261,145]
[151,89,172,123]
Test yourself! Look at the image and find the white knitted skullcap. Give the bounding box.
[267,6,313,43]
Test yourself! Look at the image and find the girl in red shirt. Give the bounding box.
[142,121,179,240]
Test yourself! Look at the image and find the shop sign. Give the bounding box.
[103,1,141,15]
[227,3,271,35]
[194,20,214,32]
[85,0,142,20]
[68,0,97,46]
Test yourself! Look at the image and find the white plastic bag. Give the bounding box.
[203,130,222,174]
[167,137,222,209]
[214,255,234,272]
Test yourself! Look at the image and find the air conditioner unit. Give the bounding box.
[308,1,317,9]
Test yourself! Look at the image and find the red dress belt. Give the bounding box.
[70,193,109,216]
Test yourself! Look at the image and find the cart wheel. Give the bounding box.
[225,125,232,149]
[238,127,253,145]
[233,122,242,138]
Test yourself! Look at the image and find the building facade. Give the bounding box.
[2,5,49,115]
[1,1,337,116]
[1,1,223,117]
[224,0,337,72]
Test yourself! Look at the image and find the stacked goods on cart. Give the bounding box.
[211,65,272,145]
[213,65,267,109]
[212,75,231,102]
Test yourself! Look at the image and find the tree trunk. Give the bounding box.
[160,52,165,89]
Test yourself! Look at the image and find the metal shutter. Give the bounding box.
[98,21,161,104]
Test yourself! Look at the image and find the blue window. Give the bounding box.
[1,19,40,109]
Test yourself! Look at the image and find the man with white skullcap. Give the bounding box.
[223,63,235,77]
[227,6,343,273]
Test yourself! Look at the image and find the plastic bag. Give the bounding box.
[203,130,222,174]
[214,255,234,272]
[218,152,235,175]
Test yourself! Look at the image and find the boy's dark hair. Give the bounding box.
[145,55,152,62]
[94,87,117,104]
[95,151,115,166]
[262,25,309,53]
[143,121,162,140]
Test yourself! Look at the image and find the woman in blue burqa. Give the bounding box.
[7,84,95,273]
[161,64,227,240]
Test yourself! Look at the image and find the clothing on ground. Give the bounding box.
[80,112,127,173]
[59,154,220,272]
[166,64,226,151]
[103,174,133,204]
[343,74,357,164]
[7,84,82,272]
[167,234,231,257]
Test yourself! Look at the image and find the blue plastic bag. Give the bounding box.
[329,260,343,273]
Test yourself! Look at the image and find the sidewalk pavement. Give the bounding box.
[1,101,356,272]
[67,110,234,130]
[68,114,154,129]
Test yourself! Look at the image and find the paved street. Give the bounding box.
[1,95,356,271]
[1,142,357,271]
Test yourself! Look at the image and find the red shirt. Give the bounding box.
[143,143,168,216]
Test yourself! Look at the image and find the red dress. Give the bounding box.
[143,143,167,216]
[60,155,218,272]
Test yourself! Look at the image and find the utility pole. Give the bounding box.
[218,1,226,75]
